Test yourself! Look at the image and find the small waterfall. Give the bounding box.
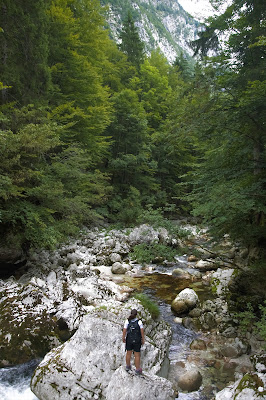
[0,360,40,400]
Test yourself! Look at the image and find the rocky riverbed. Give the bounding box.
[0,223,265,399]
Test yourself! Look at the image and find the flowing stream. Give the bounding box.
[122,256,235,399]
[0,256,234,399]
[0,360,39,400]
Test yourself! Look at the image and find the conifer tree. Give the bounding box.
[119,11,145,69]
[0,0,50,105]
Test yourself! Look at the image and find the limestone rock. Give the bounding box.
[171,288,199,315]
[109,253,122,263]
[215,371,266,400]
[0,259,130,366]
[111,262,128,274]
[31,301,172,399]
[172,268,191,279]
[190,339,207,350]
[221,338,248,358]
[128,224,170,246]
[171,299,188,314]
[188,307,201,318]
[106,366,175,400]
[187,255,199,262]
[195,259,218,271]
[178,368,203,392]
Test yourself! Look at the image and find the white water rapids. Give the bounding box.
[0,360,39,400]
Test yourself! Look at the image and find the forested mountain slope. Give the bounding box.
[0,0,265,256]
[0,0,266,363]
[101,0,202,62]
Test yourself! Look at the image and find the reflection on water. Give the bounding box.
[0,359,40,400]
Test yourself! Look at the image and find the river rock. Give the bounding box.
[200,311,217,330]
[106,366,175,400]
[215,371,266,399]
[220,338,248,358]
[172,268,191,279]
[178,368,203,392]
[187,255,199,262]
[188,307,202,317]
[0,278,62,366]
[182,317,196,330]
[171,299,188,314]
[210,268,235,297]
[111,262,127,274]
[128,224,170,246]
[109,253,122,263]
[190,339,207,350]
[171,288,199,315]
[195,260,218,271]
[31,299,172,399]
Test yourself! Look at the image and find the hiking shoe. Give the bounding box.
[135,368,142,375]
[126,365,131,372]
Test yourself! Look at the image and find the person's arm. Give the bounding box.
[122,327,127,343]
[140,328,145,345]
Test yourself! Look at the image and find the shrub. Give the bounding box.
[134,293,160,319]
[129,242,177,264]
[136,205,189,238]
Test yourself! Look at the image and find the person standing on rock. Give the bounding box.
[122,309,145,375]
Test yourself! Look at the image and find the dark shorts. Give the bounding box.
[126,340,141,353]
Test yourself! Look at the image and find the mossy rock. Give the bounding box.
[235,373,266,397]
[0,286,62,366]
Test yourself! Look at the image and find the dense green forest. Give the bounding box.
[0,0,265,254]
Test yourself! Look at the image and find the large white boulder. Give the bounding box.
[106,366,175,400]
[171,288,199,315]
[128,224,170,246]
[31,301,172,400]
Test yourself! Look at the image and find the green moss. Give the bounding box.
[235,373,266,398]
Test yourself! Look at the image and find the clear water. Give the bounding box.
[122,268,232,400]
[0,360,40,400]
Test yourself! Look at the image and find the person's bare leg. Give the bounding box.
[134,352,141,369]
[126,350,132,366]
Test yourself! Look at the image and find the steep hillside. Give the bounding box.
[101,0,202,62]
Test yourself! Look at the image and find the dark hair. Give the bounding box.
[128,309,138,321]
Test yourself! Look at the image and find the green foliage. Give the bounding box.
[0,0,114,249]
[0,105,111,248]
[137,205,189,238]
[107,186,142,225]
[176,0,266,248]
[233,301,266,344]
[129,242,177,264]
[256,302,266,343]
[234,303,257,332]
[119,11,144,68]
[1,0,265,257]
[0,0,51,104]
[134,293,160,319]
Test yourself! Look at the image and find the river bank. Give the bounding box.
[0,222,265,399]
